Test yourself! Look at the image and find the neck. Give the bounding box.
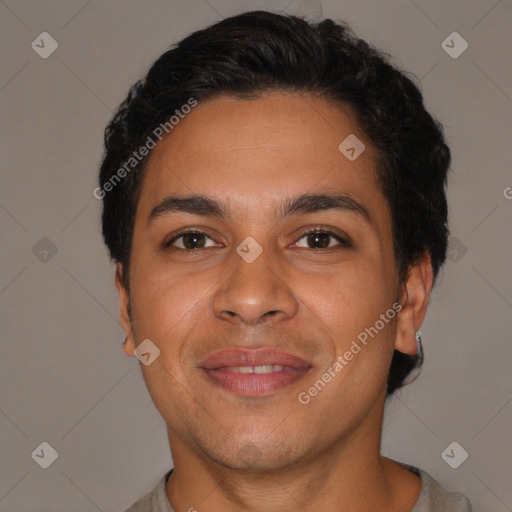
[165,395,421,512]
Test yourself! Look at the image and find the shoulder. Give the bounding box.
[398,462,473,512]
[123,491,152,512]
[123,469,174,512]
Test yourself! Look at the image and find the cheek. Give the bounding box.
[129,261,213,345]
[296,260,392,337]
[296,262,397,396]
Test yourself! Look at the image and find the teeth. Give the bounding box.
[254,365,281,374]
[224,365,284,374]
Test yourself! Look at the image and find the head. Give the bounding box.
[98,11,450,470]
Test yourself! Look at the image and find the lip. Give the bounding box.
[198,348,312,397]
[199,347,311,370]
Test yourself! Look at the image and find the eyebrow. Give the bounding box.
[148,193,373,227]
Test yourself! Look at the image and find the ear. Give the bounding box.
[115,263,136,357]
[395,251,434,355]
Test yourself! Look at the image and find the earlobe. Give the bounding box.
[115,263,136,357]
[121,336,135,357]
[394,252,434,356]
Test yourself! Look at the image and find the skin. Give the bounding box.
[116,92,433,512]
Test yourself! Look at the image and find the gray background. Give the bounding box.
[1,0,511,510]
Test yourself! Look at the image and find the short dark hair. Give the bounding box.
[98,10,451,396]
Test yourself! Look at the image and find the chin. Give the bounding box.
[202,436,304,473]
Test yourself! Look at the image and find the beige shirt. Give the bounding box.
[123,461,472,512]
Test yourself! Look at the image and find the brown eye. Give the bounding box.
[166,231,216,250]
[306,232,330,248]
[295,229,350,249]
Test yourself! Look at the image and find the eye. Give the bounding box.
[294,229,350,249]
[164,230,218,250]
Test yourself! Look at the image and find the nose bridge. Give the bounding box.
[212,238,298,325]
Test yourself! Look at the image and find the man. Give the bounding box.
[97,10,472,512]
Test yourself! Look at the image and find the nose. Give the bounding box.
[212,242,299,326]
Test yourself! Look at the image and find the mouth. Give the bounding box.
[198,348,312,397]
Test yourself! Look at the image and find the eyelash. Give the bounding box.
[296,228,352,249]
[163,227,351,251]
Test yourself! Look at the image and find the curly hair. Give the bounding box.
[98,10,451,396]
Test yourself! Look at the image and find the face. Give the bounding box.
[117,92,427,471]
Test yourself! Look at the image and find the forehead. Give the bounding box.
[137,92,388,226]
